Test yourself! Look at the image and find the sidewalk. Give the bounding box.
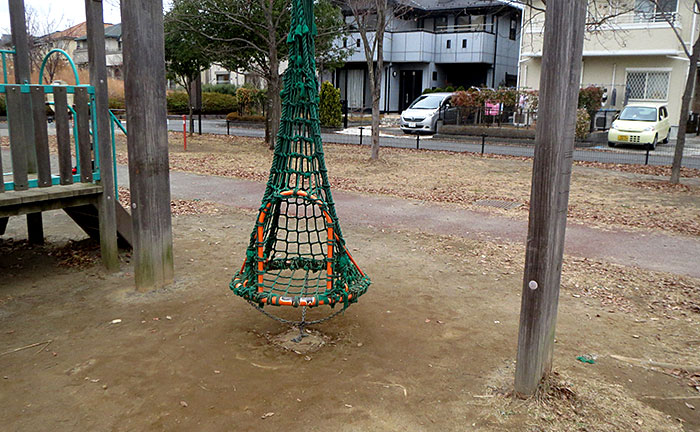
[116,167,700,279]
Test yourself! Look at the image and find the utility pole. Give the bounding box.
[514,0,586,397]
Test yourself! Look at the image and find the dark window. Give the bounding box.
[356,39,361,48]
[509,17,517,40]
[462,39,467,48]
[343,38,347,48]
[417,18,425,29]
[432,71,438,81]
[446,39,451,49]
[434,16,447,31]
[455,14,470,29]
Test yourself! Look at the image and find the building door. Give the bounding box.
[399,70,423,112]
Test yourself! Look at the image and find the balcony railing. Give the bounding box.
[435,23,495,33]
[609,11,680,25]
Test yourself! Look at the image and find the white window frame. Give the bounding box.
[624,67,671,101]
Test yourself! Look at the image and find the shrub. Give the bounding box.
[202,83,239,96]
[576,108,590,140]
[319,81,342,128]
[578,86,603,117]
[109,96,125,110]
[166,91,238,114]
[226,112,266,122]
[166,91,189,114]
[444,85,455,92]
[0,95,6,116]
[202,92,238,114]
[236,87,260,115]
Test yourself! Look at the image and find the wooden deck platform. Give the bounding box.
[0,183,103,218]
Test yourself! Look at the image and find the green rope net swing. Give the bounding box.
[230,0,370,322]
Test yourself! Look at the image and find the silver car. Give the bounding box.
[400,92,458,134]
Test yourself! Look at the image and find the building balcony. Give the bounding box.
[342,29,497,64]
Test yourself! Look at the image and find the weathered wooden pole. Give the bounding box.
[120,0,174,290]
[8,0,37,172]
[9,0,42,242]
[514,0,586,397]
[85,0,119,271]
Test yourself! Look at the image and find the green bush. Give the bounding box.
[226,112,266,122]
[319,81,342,128]
[109,96,125,110]
[166,91,189,114]
[202,92,238,114]
[202,83,239,96]
[0,95,6,116]
[166,91,238,114]
[576,108,591,140]
[443,85,455,92]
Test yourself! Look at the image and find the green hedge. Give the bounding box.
[166,91,238,114]
[167,91,189,113]
[0,95,5,116]
[226,112,266,122]
[203,92,238,114]
[109,96,125,110]
[202,83,238,96]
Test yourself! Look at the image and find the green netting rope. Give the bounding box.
[229,0,370,310]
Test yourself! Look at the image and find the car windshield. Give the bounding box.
[619,106,658,121]
[409,95,444,110]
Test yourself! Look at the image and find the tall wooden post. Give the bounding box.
[9,0,41,241]
[121,0,174,290]
[514,0,586,397]
[85,0,119,271]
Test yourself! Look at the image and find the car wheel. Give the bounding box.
[647,135,657,151]
[608,141,615,148]
[662,133,669,144]
[433,119,443,134]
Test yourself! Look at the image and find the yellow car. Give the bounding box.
[608,103,671,150]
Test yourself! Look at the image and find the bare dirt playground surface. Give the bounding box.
[2,133,700,430]
[1,202,699,431]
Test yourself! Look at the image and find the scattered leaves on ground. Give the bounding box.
[112,133,700,237]
[118,187,224,216]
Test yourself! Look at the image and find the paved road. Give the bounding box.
[166,119,700,169]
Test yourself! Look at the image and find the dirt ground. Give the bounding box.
[113,133,700,237]
[1,202,698,431]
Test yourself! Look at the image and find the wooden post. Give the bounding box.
[514,0,586,397]
[85,0,119,271]
[121,0,174,290]
[9,0,40,241]
[53,87,74,185]
[8,0,37,173]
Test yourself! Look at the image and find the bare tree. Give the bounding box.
[25,6,70,83]
[651,0,700,183]
[346,0,407,160]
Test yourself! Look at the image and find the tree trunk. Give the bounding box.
[370,69,382,160]
[265,6,281,150]
[370,0,386,160]
[267,72,281,150]
[670,32,700,184]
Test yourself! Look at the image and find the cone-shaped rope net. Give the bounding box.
[230,0,370,310]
